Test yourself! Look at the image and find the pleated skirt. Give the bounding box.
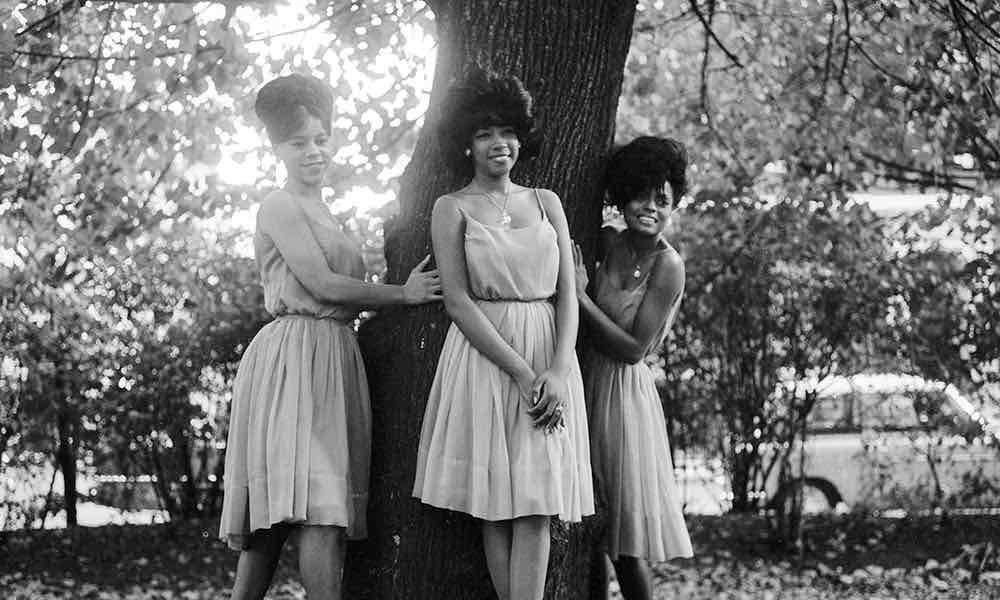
[219,315,370,551]
[413,300,595,522]
[584,351,693,561]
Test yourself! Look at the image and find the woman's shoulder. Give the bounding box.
[433,191,466,213]
[528,187,568,223]
[650,242,685,286]
[258,189,298,222]
[529,186,560,203]
[432,192,474,228]
[656,240,683,263]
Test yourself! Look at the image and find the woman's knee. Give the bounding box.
[512,514,551,538]
[297,524,345,548]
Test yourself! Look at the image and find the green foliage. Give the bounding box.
[661,192,900,512]
[620,0,1000,195]
[621,0,1000,524]
[1,0,431,524]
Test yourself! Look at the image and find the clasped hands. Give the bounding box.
[517,367,569,433]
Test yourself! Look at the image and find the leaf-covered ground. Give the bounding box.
[1,513,998,599]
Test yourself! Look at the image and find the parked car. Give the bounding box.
[765,374,1000,513]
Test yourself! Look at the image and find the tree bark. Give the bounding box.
[347,2,637,598]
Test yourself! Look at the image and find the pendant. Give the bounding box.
[500,210,512,227]
[633,267,642,279]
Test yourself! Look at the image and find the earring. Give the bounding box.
[464,148,471,157]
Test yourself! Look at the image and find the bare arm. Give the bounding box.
[526,190,581,431]
[431,195,536,393]
[575,241,685,364]
[539,190,580,370]
[259,191,440,307]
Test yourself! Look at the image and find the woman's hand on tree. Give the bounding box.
[403,255,443,304]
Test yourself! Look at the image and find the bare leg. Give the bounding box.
[612,555,653,600]
[483,520,513,600]
[231,524,291,600]
[509,515,550,600]
[297,525,345,600]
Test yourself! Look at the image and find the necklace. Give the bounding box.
[626,242,659,279]
[482,188,512,227]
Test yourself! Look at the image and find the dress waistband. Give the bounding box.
[273,313,355,325]
[474,297,553,304]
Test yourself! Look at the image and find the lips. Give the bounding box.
[637,215,658,225]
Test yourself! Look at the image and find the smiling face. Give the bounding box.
[622,182,674,237]
[469,125,520,178]
[272,110,331,188]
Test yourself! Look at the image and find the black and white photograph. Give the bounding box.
[2,1,999,598]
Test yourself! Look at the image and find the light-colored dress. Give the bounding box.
[413,191,595,522]
[584,237,693,561]
[219,201,371,550]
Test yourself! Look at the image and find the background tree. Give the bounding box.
[620,0,999,534]
[619,0,1000,195]
[2,0,430,528]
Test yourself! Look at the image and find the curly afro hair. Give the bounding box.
[254,73,334,144]
[606,136,688,209]
[436,65,542,178]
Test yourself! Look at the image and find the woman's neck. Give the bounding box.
[469,173,512,194]
[624,228,662,254]
[284,178,323,201]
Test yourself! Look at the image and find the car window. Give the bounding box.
[808,395,856,433]
[913,390,984,439]
[856,392,920,431]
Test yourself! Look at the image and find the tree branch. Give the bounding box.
[948,0,999,112]
[688,0,744,68]
[815,0,837,120]
[65,4,116,155]
[951,0,1000,54]
[145,153,178,205]
[15,0,83,38]
[837,0,851,93]
[849,33,919,90]
[860,151,978,192]
[14,44,224,63]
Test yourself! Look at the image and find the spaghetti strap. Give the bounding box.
[443,193,469,218]
[533,188,548,221]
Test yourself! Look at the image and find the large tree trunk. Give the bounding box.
[347,2,636,598]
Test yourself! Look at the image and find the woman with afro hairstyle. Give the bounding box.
[218,73,441,600]
[572,136,694,600]
[412,66,594,600]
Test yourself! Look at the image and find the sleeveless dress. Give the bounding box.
[219,202,371,550]
[584,237,693,560]
[413,191,595,522]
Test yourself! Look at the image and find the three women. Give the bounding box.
[221,68,692,600]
